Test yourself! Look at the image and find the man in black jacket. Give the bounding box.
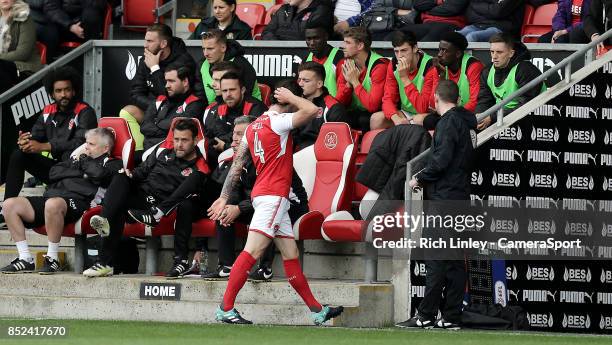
[294,61,348,149]
[3,66,97,201]
[38,0,106,58]
[583,0,612,52]
[476,33,545,130]
[123,24,196,133]
[195,30,261,106]
[140,63,203,153]
[458,0,525,41]
[1,128,121,274]
[262,0,334,41]
[399,80,476,330]
[83,119,211,278]
[204,71,267,154]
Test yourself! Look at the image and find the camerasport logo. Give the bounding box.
[531,126,559,142]
[564,267,592,282]
[567,128,596,144]
[532,104,562,117]
[413,262,426,277]
[471,171,484,185]
[569,83,597,98]
[527,150,561,163]
[526,196,558,209]
[600,315,612,330]
[528,219,556,234]
[529,173,557,188]
[492,172,520,187]
[506,265,518,280]
[562,313,591,329]
[602,177,612,191]
[566,175,595,190]
[602,269,612,284]
[562,198,596,211]
[489,149,523,162]
[526,265,555,281]
[528,313,554,329]
[490,218,519,234]
[564,221,593,236]
[522,290,557,302]
[565,106,598,119]
[494,126,523,141]
[564,152,598,165]
[597,292,612,304]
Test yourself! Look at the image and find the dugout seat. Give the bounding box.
[32,117,135,271]
[354,129,384,202]
[121,0,163,31]
[292,122,358,240]
[264,4,283,25]
[521,3,558,43]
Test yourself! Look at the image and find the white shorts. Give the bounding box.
[249,196,294,239]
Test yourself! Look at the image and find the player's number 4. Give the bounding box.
[254,132,265,164]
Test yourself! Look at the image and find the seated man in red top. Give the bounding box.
[431,32,484,113]
[372,31,439,130]
[335,27,389,131]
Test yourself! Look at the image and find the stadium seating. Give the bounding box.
[353,129,384,202]
[36,42,47,65]
[521,3,558,43]
[121,0,163,31]
[259,83,271,106]
[33,117,136,239]
[292,122,358,240]
[264,4,283,25]
[236,3,266,29]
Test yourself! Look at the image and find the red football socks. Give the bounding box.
[283,258,322,312]
[222,251,256,311]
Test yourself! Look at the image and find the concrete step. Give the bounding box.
[0,274,392,327]
[0,294,351,326]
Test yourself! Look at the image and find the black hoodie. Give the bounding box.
[190,15,253,40]
[583,0,612,43]
[130,37,197,111]
[194,40,259,106]
[415,106,477,200]
[475,42,544,119]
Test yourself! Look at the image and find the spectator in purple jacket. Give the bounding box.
[538,0,592,43]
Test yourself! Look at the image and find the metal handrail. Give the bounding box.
[405,27,612,183]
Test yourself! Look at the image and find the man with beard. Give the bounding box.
[140,63,203,155]
[204,71,267,155]
[2,66,97,203]
[83,119,211,278]
[303,24,344,97]
[121,24,196,153]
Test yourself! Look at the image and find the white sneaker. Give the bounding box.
[83,263,114,277]
[90,215,110,237]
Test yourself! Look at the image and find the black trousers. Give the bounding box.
[538,27,589,44]
[418,259,466,323]
[99,174,154,266]
[4,149,57,199]
[395,22,460,42]
[0,59,18,94]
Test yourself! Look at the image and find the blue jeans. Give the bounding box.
[457,25,502,42]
